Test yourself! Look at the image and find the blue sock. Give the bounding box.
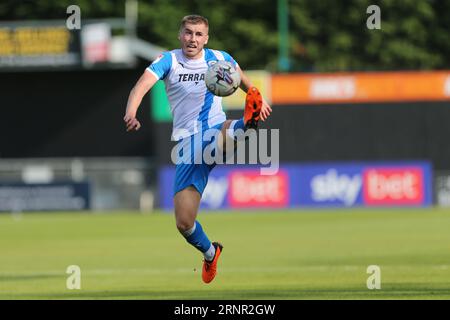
[232,117,246,131]
[183,221,212,253]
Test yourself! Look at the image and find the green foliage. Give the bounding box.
[1,0,449,71]
[290,0,448,71]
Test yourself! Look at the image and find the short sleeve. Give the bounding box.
[146,52,172,80]
[220,51,239,68]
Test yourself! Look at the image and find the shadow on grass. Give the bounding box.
[2,285,450,300]
[0,274,63,282]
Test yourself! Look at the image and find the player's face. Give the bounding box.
[179,22,209,59]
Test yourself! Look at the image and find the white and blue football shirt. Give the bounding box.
[146,48,238,141]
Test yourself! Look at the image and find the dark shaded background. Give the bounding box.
[0,61,154,158]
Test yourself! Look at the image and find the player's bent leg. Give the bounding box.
[222,87,263,148]
[174,186,200,233]
[174,186,223,283]
[174,187,213,256]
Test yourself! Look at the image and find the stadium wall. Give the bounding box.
[2,65,450,210]
[0,61,155,158]
[154,101,450,170]
[3,66,449,170]
[230,101,450,170]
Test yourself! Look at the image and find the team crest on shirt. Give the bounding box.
[207,60,218,67]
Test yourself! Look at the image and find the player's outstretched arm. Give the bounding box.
[124,71,159,132]
[236,66,272,121]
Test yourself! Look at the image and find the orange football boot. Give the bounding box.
[244,86,263,129]
[202,242,223,284]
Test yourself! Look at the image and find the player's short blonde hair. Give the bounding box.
[180,15,209,31]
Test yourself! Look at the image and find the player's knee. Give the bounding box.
[176,220,194,233]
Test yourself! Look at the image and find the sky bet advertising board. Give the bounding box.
[159,162,432,210]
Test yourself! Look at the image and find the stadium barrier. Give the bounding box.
[0,158,156,212]
[434,171,450,207]
[159,161,432,210]
[0,182,90,212]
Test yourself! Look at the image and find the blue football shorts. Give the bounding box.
[173,122,225,196]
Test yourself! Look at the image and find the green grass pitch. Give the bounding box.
[1,208,449,299]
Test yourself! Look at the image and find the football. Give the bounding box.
[205,60,241,97]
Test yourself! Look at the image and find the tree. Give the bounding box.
[1,0,448,72]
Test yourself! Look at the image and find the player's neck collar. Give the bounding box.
[181,49,204,61]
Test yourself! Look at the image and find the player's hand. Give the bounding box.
[124,114,141,132]
[260,98,272,122]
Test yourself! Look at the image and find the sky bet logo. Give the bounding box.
[228,171,289,208]
[306,165,427,207]
[363,168,424,205]
[311,169,362,206]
